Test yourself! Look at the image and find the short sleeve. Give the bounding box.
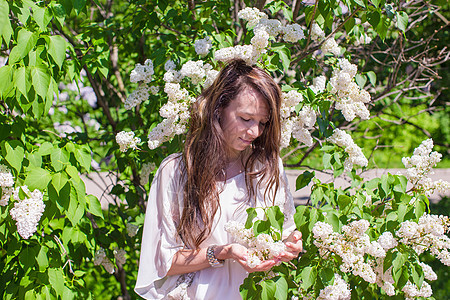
[135,154,185,299]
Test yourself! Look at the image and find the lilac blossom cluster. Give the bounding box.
[140,162,156,185]
[396,214,450,265]
[327,128,368,171]
[279,90,317,149]
[9,186,45,239]
[115,131,141,152]
[224,221,286,268]
[313,214,447,297]
[402,139,450,196]
[94,248,115,274]
[329,59,371,121]
[317,274,351,300]
[0,164,14,206]
[215,8,305,66]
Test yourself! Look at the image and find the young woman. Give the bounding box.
[135,60,303,299]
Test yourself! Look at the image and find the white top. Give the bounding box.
[135,154,296,300]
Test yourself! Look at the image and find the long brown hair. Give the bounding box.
[178,60,282,249]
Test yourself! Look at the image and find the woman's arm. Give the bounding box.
[166,243,280,276]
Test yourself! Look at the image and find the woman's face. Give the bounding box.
[219,88,269,159]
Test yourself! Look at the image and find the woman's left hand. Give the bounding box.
[277,230,303,262]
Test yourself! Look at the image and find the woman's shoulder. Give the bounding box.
[156,153,185,180]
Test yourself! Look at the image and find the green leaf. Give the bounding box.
[33,6,52,30]
[301,266,317,290]
[0,65,14,97]
[74,147,91,171]
[38,142,53,156]
[48,268,65,296]
[245,207,258,229]
[27,152,42,168]
[48,35,67,68]
[265,206,284,233]
[260,280,276,300]
[36,246,49,271]
[30,66,51,99]
[51,2,66,27]
[24,168,51,190]
[367,71,376,87]
[296,171,315,191]
[52,172,68,193]
[0,0,13,45]
[4,140,24,173]
[50,148,70,172]
[10,29,38,64]
[355,73,367,89]
[13,66,30,98]
[319,267,334,286]
[337,195,351,210]
[396,11,408,32]
[19,245,38,271]
[86,194,103,219]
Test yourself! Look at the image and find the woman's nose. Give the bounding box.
[247,123,261,138]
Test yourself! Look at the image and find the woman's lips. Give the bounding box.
[240,138,252,145]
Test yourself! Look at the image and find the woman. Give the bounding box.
[135,60,303,299]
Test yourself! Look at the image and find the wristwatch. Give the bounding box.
[206,245,225,267]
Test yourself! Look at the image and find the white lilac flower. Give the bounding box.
[130,59,154,83]
[0,186,13,206]
[126,223,139,237]
[214,45,257,65]
[402,139,450,196]
[354,33,372,46]
[53,121,82,138]
[310,23,325,41]
[124,84,150,110]
[94,248,106,266]
[180,60,206,85]
[163,70,183,83]
[140,162,156,185]
[377,232,398,250]
[204,69,219,88]
[396,221,419,239]
[313,221,334,240]
[164,60,176,71]
[94,248,115,274]
[280,117,294,149]
[114,248,127,268]
[9,186,45,239]
[327,129,368,171]
[149,86,159,95]
[0,164,14,188]
[255,19,282,36]
[310,75,327,93]
[115,131,141,152]
[329,59,371,121]
[238,7,268,28]
[419,262,437,281]
[225,220,285,267]
[281,90,303,118]
[317,274,351,300]
[282,24,305,43]
[321,37,341,55]
[402,281,433,298]
[194,36,213,56]
[251,28,270,51]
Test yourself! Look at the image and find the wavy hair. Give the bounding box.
[178,60,282,249]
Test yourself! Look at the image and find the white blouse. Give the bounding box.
[135,154,296,300]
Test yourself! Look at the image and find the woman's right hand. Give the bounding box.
[225,243,279,273]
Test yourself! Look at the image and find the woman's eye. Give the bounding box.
[240,117,250,122]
